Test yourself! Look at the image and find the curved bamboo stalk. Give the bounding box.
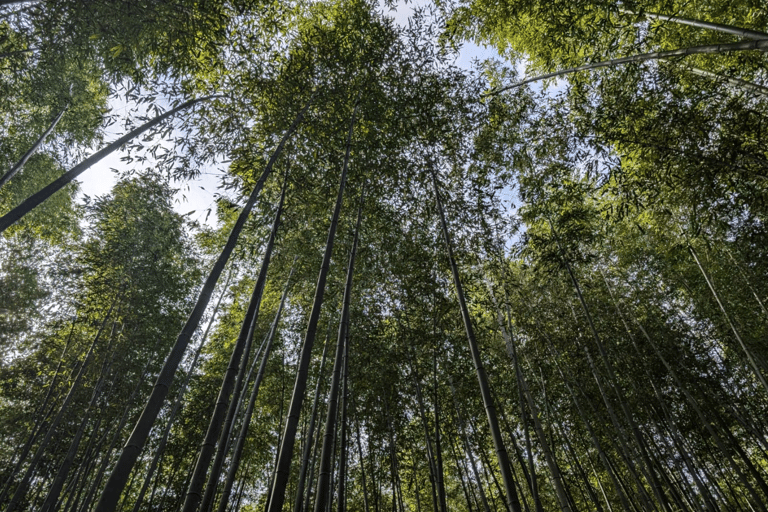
[485,39,768,96]
[621,9,768,40]
[677,64,768,97]
[0,95,220,233]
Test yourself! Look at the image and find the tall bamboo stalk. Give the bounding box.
[215,267,295,512]
[266,100,359,512]
[5,297,119,512]
[191,179,288,512]
[430,168,522,512]
[314,189,364,512]
[94,100,310,512]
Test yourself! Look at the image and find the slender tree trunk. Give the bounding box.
[384,399,405,512]
[190,180,288,512]
[549,228,668,511]
[0,320,76,506]
[326,394,339,512]
[314,190,364,512]
[4,298,119,512]
[266,100,359,512]
[503,333,569,512]
[266,354,288,512]
[130,274,231,512]
[40,337,132,512]
[0,96,222,233]
[39,354,110,512]
[431,354,447,512]
[355,421,370,512]
[0,105,67,189]
[689,245,768,394]
[79,352,154,512]
[448,425,475,512]
[488,289,545,512]
[412,472,422,512]
[539,333,634,512]
[600,270,720,512]
[475,446,501,512]
[300,332,332,512]
[723,246,768,317]
[486,39,768,96]
[63,417,104,512]
[215,267,294,512]
[454,407,491,512]
[559,424,604,512]
[94,101,310,512]
[430,168,522,512]
[410,366,439,512]
[229,460,249,512]
[336,331,351,512]
[629,285,768,506]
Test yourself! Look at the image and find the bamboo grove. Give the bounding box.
[0,0,767,511]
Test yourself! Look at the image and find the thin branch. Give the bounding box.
[485,39,768,96]
[621,9,768,40]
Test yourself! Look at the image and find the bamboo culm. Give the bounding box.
[4,297,119,512]
[314,189,364,512]
[0,104,67,189]
[183,183,286,512]
[430,168,522,512]
[620,9,768,40]
[336,323,351,512]
[688,245,768,395]
[0,96,219,233]
[486,39,768,96]
[130,273,233,512]
[94,100,310,512]
[214,266,295,512]
[266,99,359,512]
[294,333,332,512]
[0,319,77,505]
[39,337,118,512]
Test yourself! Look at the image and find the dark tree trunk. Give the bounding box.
[314,190,364,512]
[336,330,351,512]
[266,100,359,512]
[0,96,220,233]
[430,168,522,512]
[5,298,119,512]
[188,180,287,512]
[94,101,310,512]
[215,267,295,512]
[0,321,75,506]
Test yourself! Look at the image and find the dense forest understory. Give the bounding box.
[1,0,767,511]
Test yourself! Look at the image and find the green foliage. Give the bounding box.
[1,0,768,511]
